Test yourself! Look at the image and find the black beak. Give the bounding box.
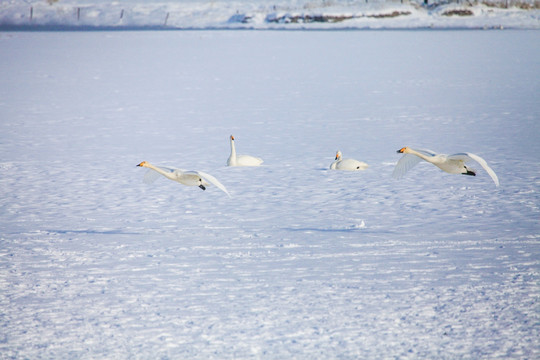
[396,149,402,153]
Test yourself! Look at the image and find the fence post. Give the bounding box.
[30,7,33,21]
[164,12,169,26]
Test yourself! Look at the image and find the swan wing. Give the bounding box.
[392,154,423,179]
[450,153,499,186]
[198,171,232,197]
[143,169,162,184]
[447,153,470,161]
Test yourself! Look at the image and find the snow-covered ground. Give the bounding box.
[0,0,539,29]
[1,30,539,358]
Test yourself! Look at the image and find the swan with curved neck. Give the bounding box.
[227,135,263,166]
[330,151,368,171]
[137,161,231,196]
[393,147,499,186]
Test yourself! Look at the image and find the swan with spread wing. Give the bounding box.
[137,161,231,197]
[392,147,499,186]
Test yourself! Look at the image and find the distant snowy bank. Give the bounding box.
[1,0,539,30]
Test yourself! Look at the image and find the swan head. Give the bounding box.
[136,161,148,167]
[335,151,342,160]
[397,147,409,154]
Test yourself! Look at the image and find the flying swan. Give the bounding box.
[137,161,231,197]
[227,135,263,166]
[392,147,499,186]
[330,151,368,171]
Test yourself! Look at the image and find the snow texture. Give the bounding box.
[1,29,539,358]
[0,0,539,29]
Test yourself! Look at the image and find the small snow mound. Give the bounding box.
[350,220,366,229]
[0,162,15,170]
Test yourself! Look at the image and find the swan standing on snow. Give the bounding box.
[137,161,231,197]
[227,135,263,166]
[392,147,499,186]
[330,151,368,171]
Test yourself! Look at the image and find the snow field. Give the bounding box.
[0,30,539,358]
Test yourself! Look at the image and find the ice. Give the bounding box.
[0,30,539,358]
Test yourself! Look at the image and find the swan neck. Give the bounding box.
[230,138,237,157]
[408,149,431,162]
[226,138,237,166]
[146,163,171,178]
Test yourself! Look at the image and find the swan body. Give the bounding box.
[137,161,231,197]
[227,135,263,167]
[330,151,368,171]
[393,147,499,186]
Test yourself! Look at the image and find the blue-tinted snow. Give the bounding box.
[0,30,539,358]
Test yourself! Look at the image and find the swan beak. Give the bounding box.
[136,161,145,167]
[231,135,235,140]
[397,148,406,153]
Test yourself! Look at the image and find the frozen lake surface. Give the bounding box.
[1,30,539,358]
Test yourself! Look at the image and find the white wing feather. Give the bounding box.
[392,154,422,179]
[143,169,162,184]
[198,171,232,197]
[392,148,438,179]
[450,152,499,186]
[446,153,470,161]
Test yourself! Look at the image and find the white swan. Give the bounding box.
[393,147,499,186]
[227,135,263,167]
[137,161,231,197]
[330,151,368,171]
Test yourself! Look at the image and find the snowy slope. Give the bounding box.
[0,0,539,29]
[1,30,539,358]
